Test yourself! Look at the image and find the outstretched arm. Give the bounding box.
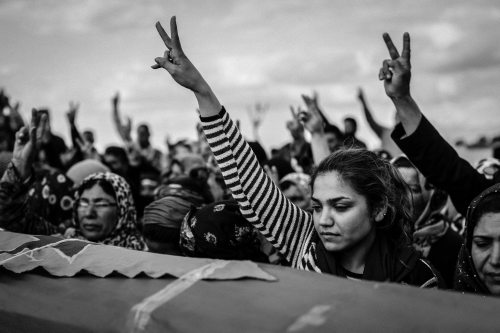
[379,33,492,214]
[0,110,59,234]
[152,17,314,265]
[358,88,385,138]
[299,94,330,164]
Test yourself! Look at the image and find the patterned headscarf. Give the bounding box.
[179,200,268,262]
[28,169,75,228]
[73,172,145,250]
[279,173,311,197]
[454,183,500,295]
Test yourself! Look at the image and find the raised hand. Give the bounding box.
[299,94,324,134]
[66,101,79,125]
[357,87,366,103]
[247,102,268,129]
[379,32,411,99]
[111,92,132,142]
[12,109,47,179]
[152,17,208,94]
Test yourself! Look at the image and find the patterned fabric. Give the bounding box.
[454,183,500,294]
[0,163,59,235]
[27,169,75,228]
[279,173,311,197]
[73,172,145,250]
[200,107,440,287]
[412,189,450,257]
[179,200,268,262]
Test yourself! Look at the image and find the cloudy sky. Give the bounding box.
[1,0,499,153]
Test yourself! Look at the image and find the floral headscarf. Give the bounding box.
[73,172,145,250]
[28,169,75,229]
[179,200,268,262]
[454,183,500,295]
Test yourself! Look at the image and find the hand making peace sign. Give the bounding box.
[152,16,208,94]
[379,32,411,99]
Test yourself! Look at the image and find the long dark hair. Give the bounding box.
[311,148,413,247]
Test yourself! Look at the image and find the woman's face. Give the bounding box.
[397,167,430,221]
[472,212,500,295]
[311,171,375,252]
[77,184,118,242]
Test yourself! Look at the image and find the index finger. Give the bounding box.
[156,21,172,49]
[401,32,411,61]
[383,33,400,60]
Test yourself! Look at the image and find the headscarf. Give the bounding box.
[179,200,268,262]
[391,155,451,256]
[454,183,500,295]
[73,172,145,250]
[143,196,195,230]
[279,173,311,197]
[66,159,109,186]
[27,169,75,228]
[156,175,212,204]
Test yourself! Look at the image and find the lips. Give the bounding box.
[81,223,102,232]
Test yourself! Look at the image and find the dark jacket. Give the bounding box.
[391,116,494,215]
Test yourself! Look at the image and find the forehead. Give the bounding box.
[80,184,114,200]
[313,171,360,200]
[474,212,500,236]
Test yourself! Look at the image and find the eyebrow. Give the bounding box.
[311,196,350,205]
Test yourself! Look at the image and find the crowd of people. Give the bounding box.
[1,16,500,298]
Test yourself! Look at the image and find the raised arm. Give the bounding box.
[0,110,59,234]
[152,17,314,265]
[299,94,330,164]
[379,33,492,214]
[358,88,385,138]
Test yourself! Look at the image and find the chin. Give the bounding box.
[486,283,500,296]
[321,240,346,252]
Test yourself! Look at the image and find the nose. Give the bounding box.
[318,207,334,227]
[490,241,500,267]
[82,205,98,218]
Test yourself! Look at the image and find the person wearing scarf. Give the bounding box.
[142,179,207,254]
[179,200,269,263]
[68,172,145,250]
[455,183,500,296]
[392,156,462,287]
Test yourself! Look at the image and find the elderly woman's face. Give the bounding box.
[77,184,118,242]
[472,212,500,295]
[311,171,376,253]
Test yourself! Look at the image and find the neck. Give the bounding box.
[339,229,376,274]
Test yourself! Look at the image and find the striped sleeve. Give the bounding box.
[200,107,314,266]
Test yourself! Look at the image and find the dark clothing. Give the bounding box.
[200,107,442,288]
[314,231,443,287]
[0,163,59,235]
[40,133,67,171]
[454,183,500,295]
[392,116,494,215]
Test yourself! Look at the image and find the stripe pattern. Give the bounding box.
[201,108,438,287]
